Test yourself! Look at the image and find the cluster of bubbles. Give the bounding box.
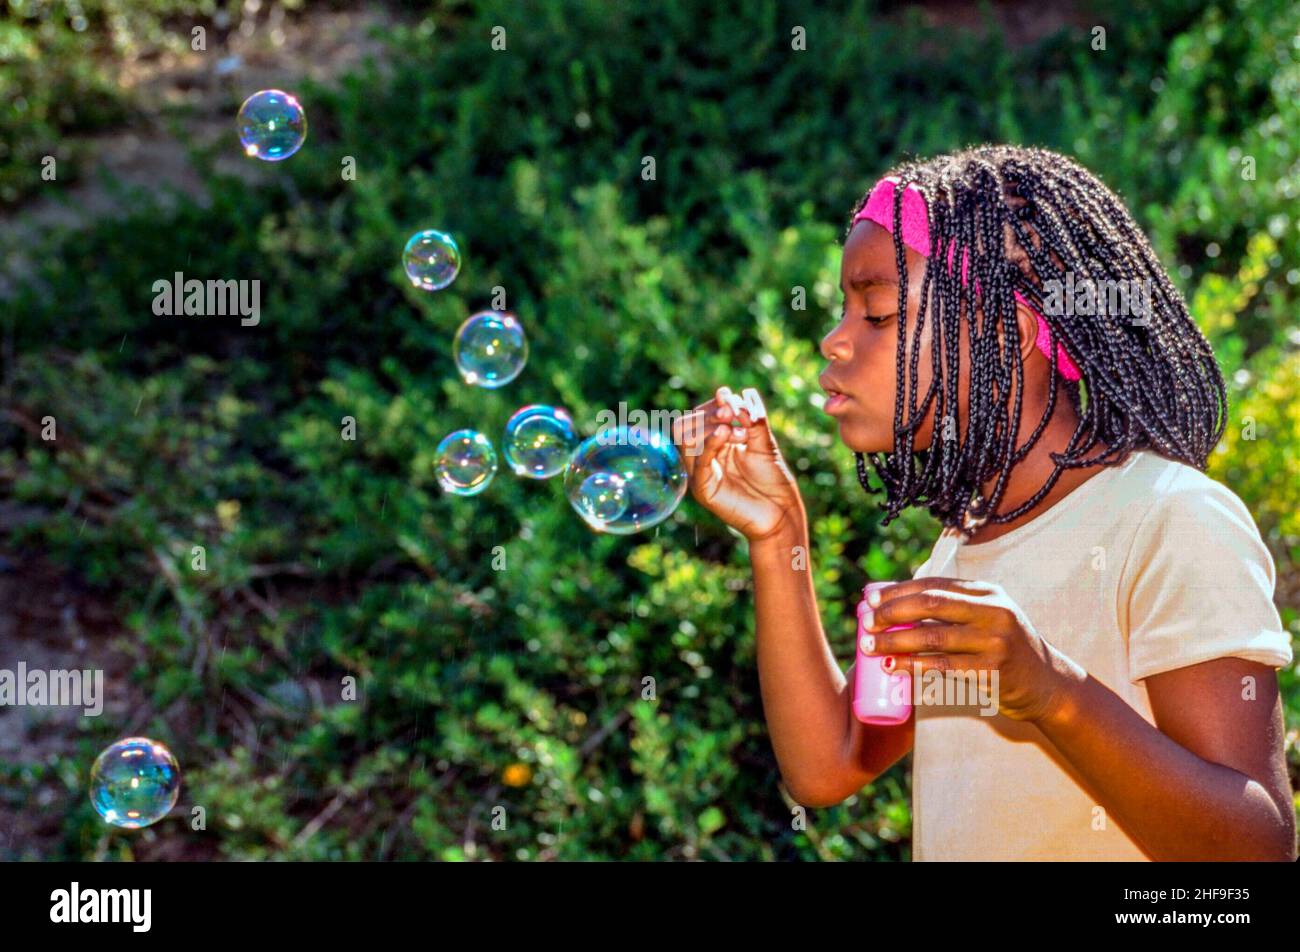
[434,405,580,495]
[394,201,685,530]
[84,91,696,830]
[233,89,690,533]
[90,737,181,829]
[432,415,686,534]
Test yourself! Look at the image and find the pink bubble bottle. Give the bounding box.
[852,581,914,725]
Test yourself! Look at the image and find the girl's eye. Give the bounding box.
[837,304,895,326]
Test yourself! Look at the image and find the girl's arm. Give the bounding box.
[1036,656,1295,861]
[750,516,914,808]
[673,388,912,807]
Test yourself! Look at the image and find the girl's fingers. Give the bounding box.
[674,413,700,478]
[675,392,743,478]
[865,622,985,656]
[691,422,733,490]
[675,396,731,445]
[869,576,993,605]
[885,652,997,680]
[731,405,778,453]
[673,387,760,475]
[674,405,725,477]
[729,412,749,444]
[871,587,986,629]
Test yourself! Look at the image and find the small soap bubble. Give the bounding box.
[577,472,628,525]
[237,89,306,161]
[564,425,687,534]
[403,229,461,291]
[454,311,527,388]
[90,737,181,829]
[503,405,578,479]
[434,429,498,496]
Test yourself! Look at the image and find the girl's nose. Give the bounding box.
[820,323,852,363]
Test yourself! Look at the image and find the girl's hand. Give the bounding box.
[671,386,805,544]
[862,577,1087,723]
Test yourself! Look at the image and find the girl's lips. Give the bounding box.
[823,392,853,415]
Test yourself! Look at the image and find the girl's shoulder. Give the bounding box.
[1115,448,1274,593]
[1114,449,1288,680]
[1117,449,1257,533]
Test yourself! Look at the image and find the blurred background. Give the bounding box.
[0,0,1297,861]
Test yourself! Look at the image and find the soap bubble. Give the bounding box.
[403,229,461,291]
[454,311,527,388]
[576,472,628,525]
[564,426,687,534]
[503,405,578,479]
[434,429,498,496]
[90,737,181,829]
[237,89,307,161]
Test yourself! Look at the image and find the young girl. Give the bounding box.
[673,144,1295,861]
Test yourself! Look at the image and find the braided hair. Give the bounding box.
[843,144,1227,538]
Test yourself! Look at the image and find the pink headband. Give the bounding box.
[852,177,1081,381]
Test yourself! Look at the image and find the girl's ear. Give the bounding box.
[995,298,1043,375]
[1013,299,1041,369]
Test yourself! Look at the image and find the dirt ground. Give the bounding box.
[0,514,142,858]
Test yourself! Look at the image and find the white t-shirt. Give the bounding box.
[908,448,1294,861]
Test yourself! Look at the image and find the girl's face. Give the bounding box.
[821,217,1045,455]
[820,219,1040,454]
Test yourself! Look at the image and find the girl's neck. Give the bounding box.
[962,386,1116,545]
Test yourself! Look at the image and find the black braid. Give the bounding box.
[843,144,1228,539]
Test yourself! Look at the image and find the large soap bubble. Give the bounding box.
[564,425,687,534]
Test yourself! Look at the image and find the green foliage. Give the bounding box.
[1,0,1297,860]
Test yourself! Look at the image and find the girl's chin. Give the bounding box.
[834,420,890,455]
